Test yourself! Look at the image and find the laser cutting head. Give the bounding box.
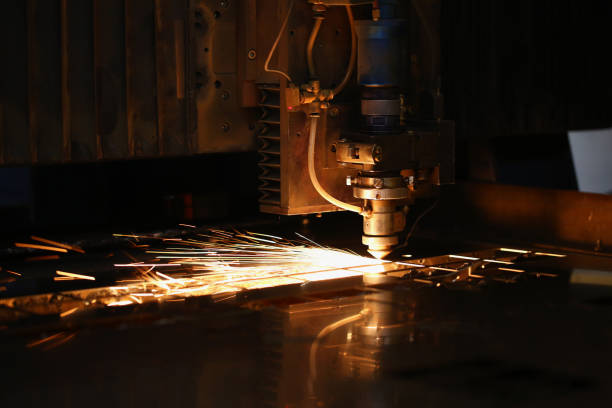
[348,173,409,258]
[258,0,452,259]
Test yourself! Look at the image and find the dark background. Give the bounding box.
[1,0,612,236]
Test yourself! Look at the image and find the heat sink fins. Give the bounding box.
[257,85,282,206]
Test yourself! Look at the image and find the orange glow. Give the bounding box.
[60,307,79,318]
[449,255,479,261]
[31,235,85,254]
[499,267,525,273]
[499,248,529,254]
[534,252,566,258]
[15,243,68,253]
[107,300,134,307]
[56,270,95,281]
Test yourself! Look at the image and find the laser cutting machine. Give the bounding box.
[1,0,452,259]
[255,0,453,258]
[4,2,612,407]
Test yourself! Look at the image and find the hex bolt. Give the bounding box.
[247,49,257,60]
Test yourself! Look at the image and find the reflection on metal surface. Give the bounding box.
[3,232,603,407]
[0,231,564,327]
[571,269,612,287]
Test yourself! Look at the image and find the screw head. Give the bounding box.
[221,122,231,132]
[329,107,339,118]
[219,0,229,8]
[373,178,384,189]
[221,90,230,100]
[247,49,257,60]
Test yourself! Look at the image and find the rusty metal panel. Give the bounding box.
[155,0,188,155]
[189,0,256,153]
[439,183,612,253]
[0,1,30,164]
[256,0,288,84]
[256,0,357,215]
[94,0,128,159]
[61,0,96,162]
[1,0,263,164]
[28,0,63,163]
[125,0,159,157]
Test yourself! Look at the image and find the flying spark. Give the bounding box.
[100,230,387,302]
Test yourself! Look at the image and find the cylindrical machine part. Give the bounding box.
[356,18,402,133]
[355,20,401,87]
[353,173,408,258]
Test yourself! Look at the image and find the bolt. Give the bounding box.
[373,178,384,189]
[221,90,230,100]
[329,107,339,118]
[219,0,229,8]
[373,145,383,163]
[247,49,257,60]
[221,122,231,132]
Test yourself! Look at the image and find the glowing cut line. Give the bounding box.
[56,270,96,281]
[430,266,458,272]
[483,259,514,265]
[114,264,177,267]
[107,300,134,307]
[499,248,530,254]
[60,307,79,318]
[499,267,525,273]
[449,255,479,261]
[534,252,566,258]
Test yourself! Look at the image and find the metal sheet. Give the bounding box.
[28,0,63,163]
[61,0,96,161]
[94,0,128,159]
[125,0,159,157]
[0,2,30,164]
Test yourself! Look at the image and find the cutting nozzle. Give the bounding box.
[367,247,393,260]
[363,234,399,260]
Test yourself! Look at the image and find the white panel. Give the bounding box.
[568,128,612,194]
